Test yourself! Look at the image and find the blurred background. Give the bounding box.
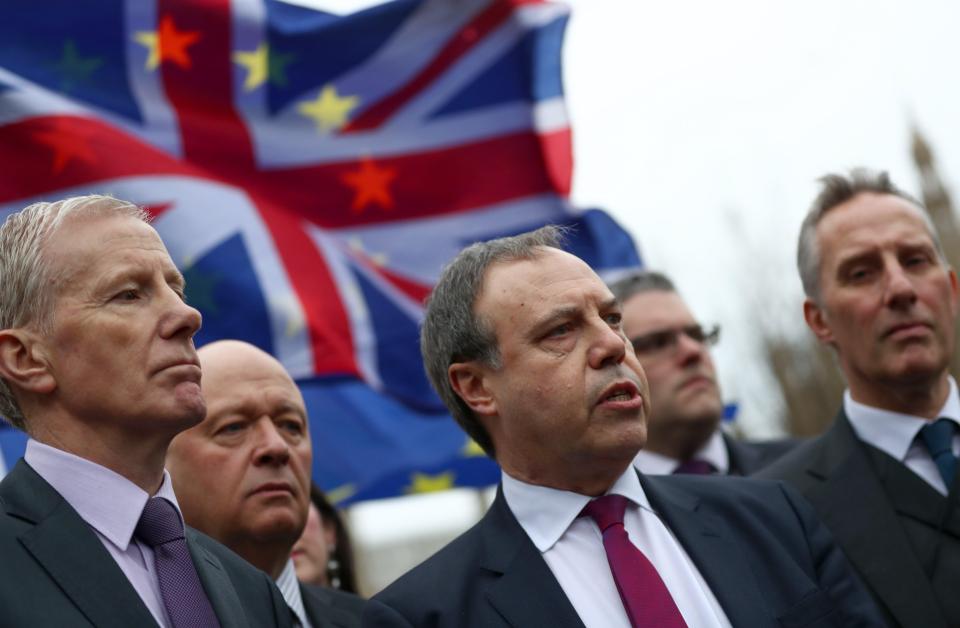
[314,0,960,595]
[3,0,960,596]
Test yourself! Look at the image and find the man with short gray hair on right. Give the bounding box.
[760,168,960,628]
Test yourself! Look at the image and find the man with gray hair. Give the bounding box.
[610,270,794,475]
[364,226,883,627]
[760,169,960,628]
[0,195,292,627]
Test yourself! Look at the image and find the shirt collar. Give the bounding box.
[276,558,311,628]
[501,465,651,553]
[845,376,960,462]
[632,428,729,474]
[24,439,182,551]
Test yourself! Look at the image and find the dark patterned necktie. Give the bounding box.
[581,495,687,628]
[919,418,959,488]
[135,497,221,628]
[672,459,717,475]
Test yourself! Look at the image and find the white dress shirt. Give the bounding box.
[845,376,960,496]
[276,558,312,628]
[501,467,731,628]
[632,428,730,475]
[25,439,179,628]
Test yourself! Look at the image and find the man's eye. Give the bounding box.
[217,422,246,436]
[604,313,622,327]
[114,289,140,301]
[649,332,673,350]
[547,323,572,338]
[847,267,872,281]
[280,420,304,435]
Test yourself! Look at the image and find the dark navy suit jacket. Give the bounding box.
[759,411,960,628]
[302,581,365,628]
[363,472,884,628]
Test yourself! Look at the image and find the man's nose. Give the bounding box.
[253,419,291,466]
[589,320,627,370]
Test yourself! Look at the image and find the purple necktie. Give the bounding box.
[582,495,687,628]
[135,497,221,628]
[672,459,717,475]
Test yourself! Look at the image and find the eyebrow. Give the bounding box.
[527,296,619,339]
[209,398,308,421]
[166,267,186,291]
[528,305,581,340]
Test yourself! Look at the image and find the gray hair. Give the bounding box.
[608,269,676,303]
[797,168,943,302]
[0,194,149,429]
[420,225,567,458]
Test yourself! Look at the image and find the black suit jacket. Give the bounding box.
[0,459,293,627]
[362,472,884,627]
[758,411,960,628]
[301,582,365,628]
[724,432,798,475]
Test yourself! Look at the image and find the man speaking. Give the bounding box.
[363,226,882,627]
[0,195,291,627]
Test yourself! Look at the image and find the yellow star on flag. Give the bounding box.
[325,484,357,505]
[462,438,487,458]
[298,85,359,133]
[134,31,161,70]
[233,44,269,91]
[405,472,455,495]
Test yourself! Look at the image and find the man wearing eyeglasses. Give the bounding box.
[610,271,795,476]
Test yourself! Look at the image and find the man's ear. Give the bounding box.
[448,362,497,417]
[803,299,834,345]
[0,329,56,395]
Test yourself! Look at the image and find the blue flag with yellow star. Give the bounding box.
[0,0,641,503]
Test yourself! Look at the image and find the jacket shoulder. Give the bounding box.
[301,582,365,627]
[186,527,293,627]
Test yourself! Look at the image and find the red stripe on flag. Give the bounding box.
[540,127,572,196]
[0,116,201,204]
[344,0,519,132]
[237,130,562,229]
[254,197,359,376]
[373,267,432,306]
[158,0,257,171]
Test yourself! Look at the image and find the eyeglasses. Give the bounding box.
[630,324,720,357]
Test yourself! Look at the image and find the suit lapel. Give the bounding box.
[804,414,945,628]
[869,448,960,537]
[640,473,773,628]
[186,530,250,628]
[723,433,758,476]
[2,460,158,628]
[479,489,585,628]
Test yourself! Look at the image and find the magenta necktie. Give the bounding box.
[582,495,687,628]
[672,459,717,475]
[135,497,221,628]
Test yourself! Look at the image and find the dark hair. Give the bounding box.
[608,270,676,303]
[420,225,567,458]
[797,168,942,301]
[309,484,358,594]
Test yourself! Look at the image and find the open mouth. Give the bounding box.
[597,380,643,408]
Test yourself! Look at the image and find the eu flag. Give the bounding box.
[0,0,641,500]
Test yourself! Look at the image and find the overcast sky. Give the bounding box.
[299,0,960,579]
[307,0,960,434]
[562,0,960,434]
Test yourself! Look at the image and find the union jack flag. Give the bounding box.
[0,0,641,500]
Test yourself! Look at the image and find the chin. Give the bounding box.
[252,513,306,543]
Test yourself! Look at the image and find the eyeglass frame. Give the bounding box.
[629,323,721,357]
